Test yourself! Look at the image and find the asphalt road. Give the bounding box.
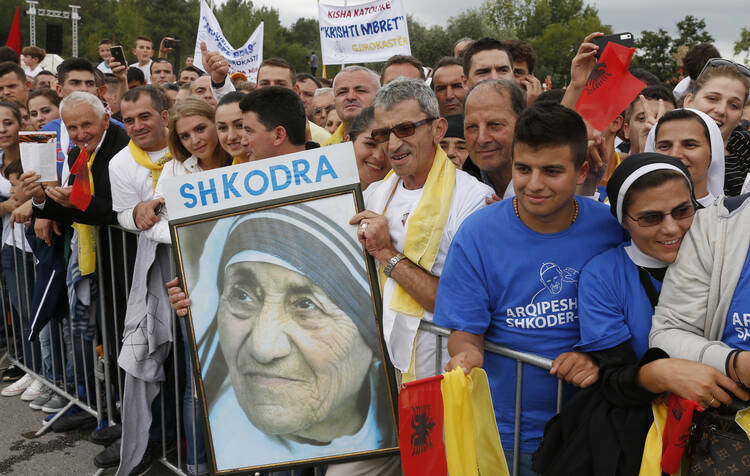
[0,354,175,476]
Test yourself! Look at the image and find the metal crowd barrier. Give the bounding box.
[418,320,564,476]
[1,224,562,476]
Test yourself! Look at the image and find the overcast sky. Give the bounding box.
[240,0,748,60]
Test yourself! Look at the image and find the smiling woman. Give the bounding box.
[178,195,397,472]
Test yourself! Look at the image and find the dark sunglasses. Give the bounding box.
[626,203,696,227]
[697,58,750,81]
[371,117,437,143]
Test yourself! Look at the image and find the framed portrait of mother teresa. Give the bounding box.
[165,144,399,474]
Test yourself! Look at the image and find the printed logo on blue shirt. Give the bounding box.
[505,262,579,329]
[729,312,750,342]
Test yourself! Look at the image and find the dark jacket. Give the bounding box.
[36,121,130,226]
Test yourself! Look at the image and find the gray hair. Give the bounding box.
[373,77,439,118]
[333,66,380,90]
[466,79,525,117]
[313,87,333,97]
[60,91,107,118]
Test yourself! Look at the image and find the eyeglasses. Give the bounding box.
[697,58,750,82]
[371,117,437,143]
[626,203,696,227]
[313,104,335,116]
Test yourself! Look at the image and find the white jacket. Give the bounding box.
[649,193,750,373]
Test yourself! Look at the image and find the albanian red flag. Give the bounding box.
[5,6,21,54]
[399,375,447,476]
[69,147,92,211]
[575,42,646,132]
[661,393,704,474]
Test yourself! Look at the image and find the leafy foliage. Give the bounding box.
[482,0,611,86]
[735,28,750,65]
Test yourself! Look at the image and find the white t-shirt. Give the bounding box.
[109,145,170,231]
[363,169,493,379]
[129,60,152,83]
[97,61,112,74]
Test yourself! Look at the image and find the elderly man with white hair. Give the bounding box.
[21,91,131,438]
[28,91,130,224]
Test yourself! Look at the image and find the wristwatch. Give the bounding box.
[383,253,407,278]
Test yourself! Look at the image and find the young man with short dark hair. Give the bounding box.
[150,58,175,86]
[432,56,467,116]
[130,36,154,83]
[97,39,113,74]
[463,38,514,88]
[238,86,308,161]
[0,61,31,104]
[434,102,624,475]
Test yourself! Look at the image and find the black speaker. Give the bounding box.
[46,23,63,55]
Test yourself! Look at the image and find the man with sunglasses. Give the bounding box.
[350,78,493,386]
[434,102,625,475]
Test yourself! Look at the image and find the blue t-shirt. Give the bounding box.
[42,118,125,176]
[576,243,662,359]
[434,198,624,453]
[723,246,750,350]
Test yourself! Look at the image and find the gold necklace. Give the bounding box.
[513,197,579,224]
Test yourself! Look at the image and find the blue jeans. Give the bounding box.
[62,317,95,399]
[180,319,207,470]
[2,245,41,372]
[39,321,64,384]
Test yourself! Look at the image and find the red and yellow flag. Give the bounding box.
[69,147,92,211]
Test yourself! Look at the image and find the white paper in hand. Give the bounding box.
[19,132,57,182]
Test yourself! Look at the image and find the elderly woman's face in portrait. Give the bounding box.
[216,260,374,443]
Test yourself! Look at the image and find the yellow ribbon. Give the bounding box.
[322,123,345,146]
[378,146,456,318]
[128,140,172,192]
[442,368,508,476]
[74,150,97,276]
[379,146,456,383]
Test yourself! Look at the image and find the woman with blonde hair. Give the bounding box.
[148,97,231,244]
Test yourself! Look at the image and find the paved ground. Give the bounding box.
[0,354,176,476]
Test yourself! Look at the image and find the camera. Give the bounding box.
[163,38,182,49]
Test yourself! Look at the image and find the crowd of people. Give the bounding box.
[0,28,748,476]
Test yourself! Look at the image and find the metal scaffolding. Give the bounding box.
[25,1,81,56]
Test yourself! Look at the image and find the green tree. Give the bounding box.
[734,27,750,65]
[481,0,536,39]
[445,9,495,45]
[632,28,677,81]
[531,14,610,86]
[481,0,610,86]
[671,15,714,54]
[406,15,451,69]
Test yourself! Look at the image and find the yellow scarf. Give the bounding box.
[442,368,508,476]
[231,156,247,165]
[322,123,345,146]
[378,146,455,317]
[74,150,98,276]
[128,141,172,192]
[378,146,455,383]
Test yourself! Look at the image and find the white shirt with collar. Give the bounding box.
[109,144,170,231]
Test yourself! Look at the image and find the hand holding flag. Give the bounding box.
[69,147,92,211]
[575,42,646,132]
